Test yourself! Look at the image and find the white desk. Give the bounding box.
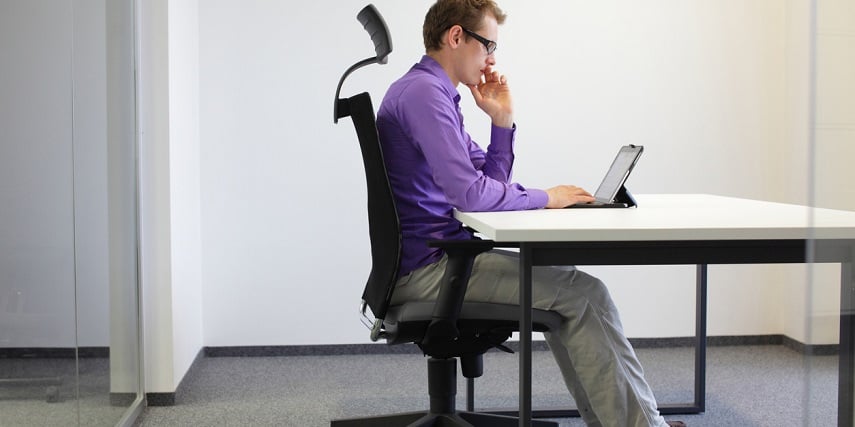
[455,194,855,426]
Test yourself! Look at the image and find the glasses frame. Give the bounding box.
[461,27,497,55]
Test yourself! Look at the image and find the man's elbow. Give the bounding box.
[452,189,498,212]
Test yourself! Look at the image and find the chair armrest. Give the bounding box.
[421,239,495,346]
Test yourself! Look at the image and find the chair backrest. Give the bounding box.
[342,92,401,320]
[333,5,398,320]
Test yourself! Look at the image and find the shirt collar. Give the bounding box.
[417,55,461,104]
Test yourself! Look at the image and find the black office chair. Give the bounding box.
[331,5,561,426]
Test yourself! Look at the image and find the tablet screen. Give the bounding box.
[593,145,644,203]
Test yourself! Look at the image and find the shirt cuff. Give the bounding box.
[528,189,549,209]
[490,123,516,152]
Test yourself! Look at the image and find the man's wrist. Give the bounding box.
[492,116,514,129]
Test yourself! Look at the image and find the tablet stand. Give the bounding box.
[615,185,637,208]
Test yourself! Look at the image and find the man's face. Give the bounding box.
[455,15,498,86]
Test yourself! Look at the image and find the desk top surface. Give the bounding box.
[454,194,855,242]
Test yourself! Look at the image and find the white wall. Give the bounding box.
[139,0,175,394]
[167,0,204,390]
[196,0,843,347]
[138,0,205,393]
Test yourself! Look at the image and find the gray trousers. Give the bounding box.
[391,251,668,427]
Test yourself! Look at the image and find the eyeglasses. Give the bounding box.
[461,27,497,55]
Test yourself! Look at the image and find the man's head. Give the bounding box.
[423,0,506,53]
[423,0,507,87]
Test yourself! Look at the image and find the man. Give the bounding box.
[376,1,684,426]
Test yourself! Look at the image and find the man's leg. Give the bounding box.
[391,252,667,426]
[465,252,667,427]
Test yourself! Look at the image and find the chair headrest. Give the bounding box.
[357,4,392,65]
[333,4,393,123]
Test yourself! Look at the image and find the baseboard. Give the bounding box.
[144,392,175,407]
[203,343,425,357]
[781,335,838,356]
[0,336,837,360]
[204,334,839,359]
[0,347,109,358]
[145,347,204,407]
[630,334,785,349]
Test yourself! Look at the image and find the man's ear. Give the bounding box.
[446,25,464,49]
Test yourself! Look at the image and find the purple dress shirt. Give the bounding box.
[376,56,549,276]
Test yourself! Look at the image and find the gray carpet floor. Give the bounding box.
[0,358,131,426]
[133,344,837,427]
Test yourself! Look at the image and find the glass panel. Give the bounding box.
[0,0,79,424]
[1,0,141,425]
[807,0,855,422]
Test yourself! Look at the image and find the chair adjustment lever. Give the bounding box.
[360,301,386,341]
[369,319,384,341]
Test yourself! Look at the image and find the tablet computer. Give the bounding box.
[568,144,643,208]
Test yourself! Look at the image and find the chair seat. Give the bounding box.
[383,301,563,348]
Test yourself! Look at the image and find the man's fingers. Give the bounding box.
[467,84,483,102]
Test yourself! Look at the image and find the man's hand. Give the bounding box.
[467,66,513,128]
[545,185,595,208]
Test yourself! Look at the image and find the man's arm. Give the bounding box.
[468,68,595,209]
[469,124,514,183]
[399,81,545,212]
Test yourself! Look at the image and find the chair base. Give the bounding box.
[330,410,558,426]
[330,358,558,427]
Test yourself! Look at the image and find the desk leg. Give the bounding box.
[484,260,707,420]
[519,245,533,427]
[695,265,708,413]
[840,258,855,427]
